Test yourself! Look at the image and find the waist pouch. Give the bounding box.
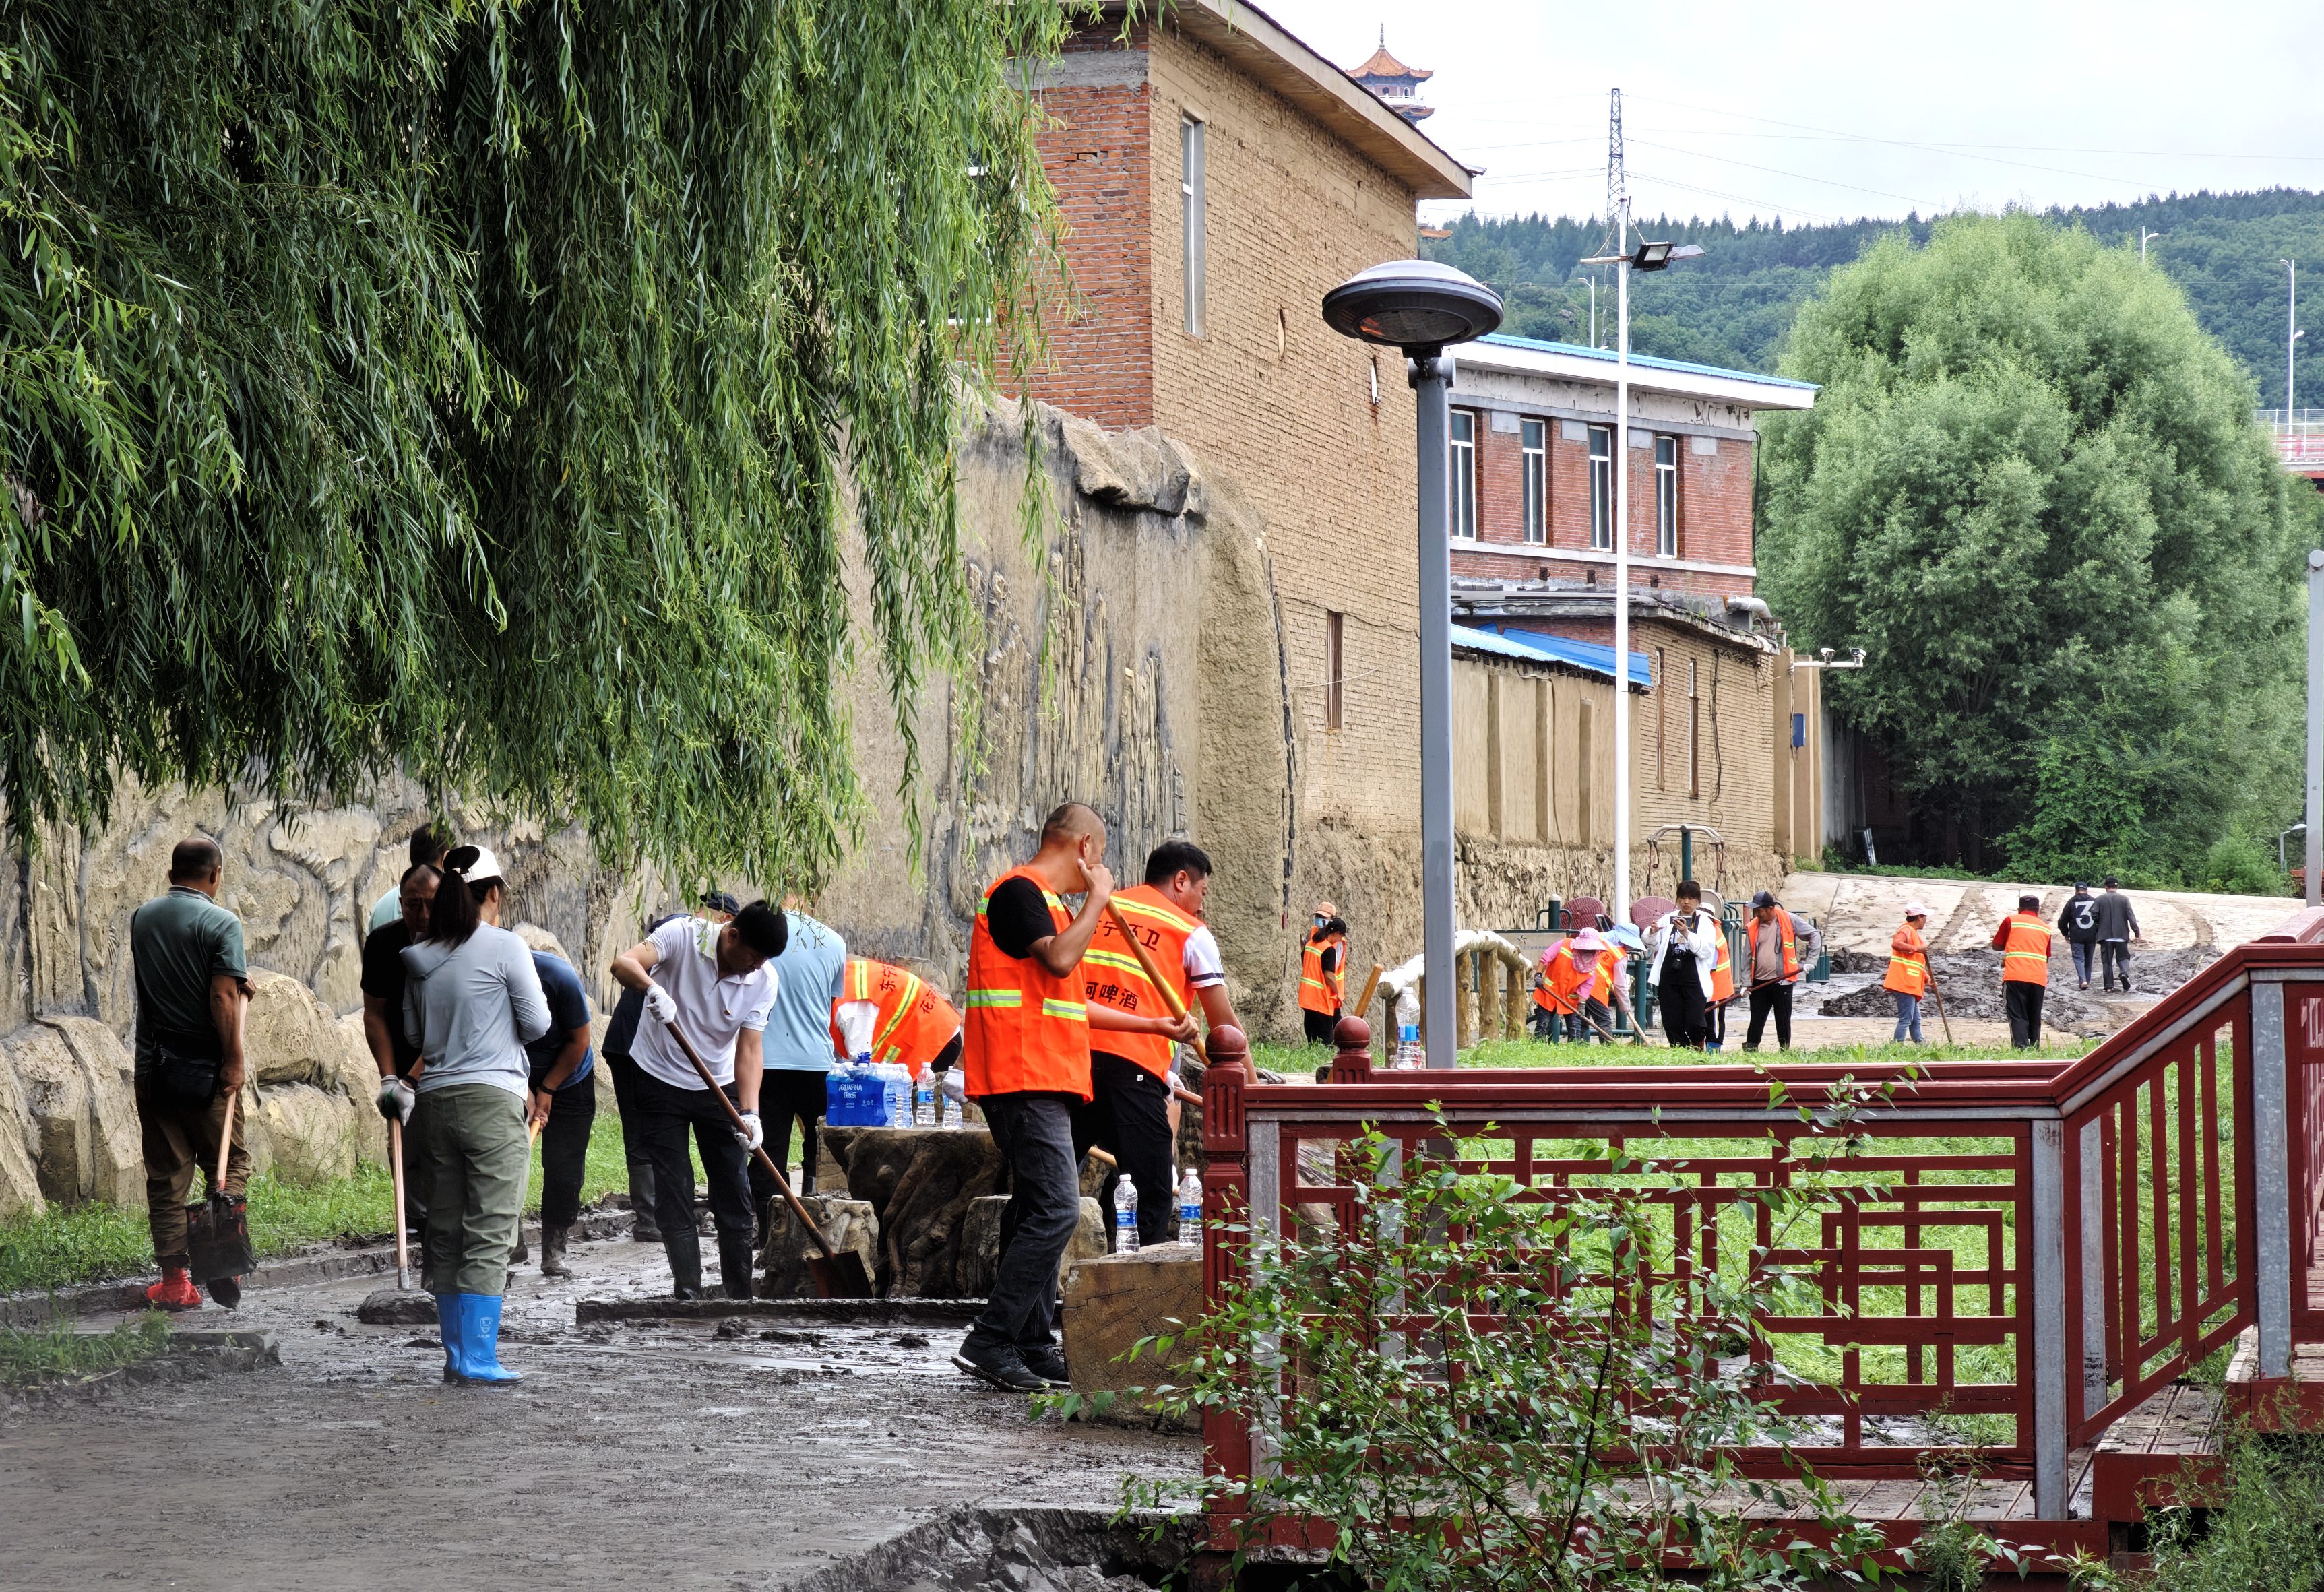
[152,1034,224,1111]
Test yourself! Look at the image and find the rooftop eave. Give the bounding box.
[1103,0,1472,200]
[1451,335,1819,412]
[1453,583,1782,656]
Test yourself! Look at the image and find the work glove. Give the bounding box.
[643,984,678,1025]
[940,1071,966,1107]
[374,1077,415,1125]
[734,1110,763,1153]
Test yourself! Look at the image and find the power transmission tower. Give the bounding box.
[1594,88,1627,348]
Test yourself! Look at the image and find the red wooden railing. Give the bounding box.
[1199,936,2324,1527]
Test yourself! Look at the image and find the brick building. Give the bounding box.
[1439,334,1817,600]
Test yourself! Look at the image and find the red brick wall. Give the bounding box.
[1018,26,1156,427]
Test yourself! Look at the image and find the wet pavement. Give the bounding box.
[0,1232,1197,1591]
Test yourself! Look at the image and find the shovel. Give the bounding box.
[1922,956,1956,1046]
[658,1014,874,1299]
[186,1087,254,1291]
[1103,900,1207,1061]
[389,1115,410,1291]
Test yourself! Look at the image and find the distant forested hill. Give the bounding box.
[1422,188,2324,399]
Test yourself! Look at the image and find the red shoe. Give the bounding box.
[145,1265,201,1310]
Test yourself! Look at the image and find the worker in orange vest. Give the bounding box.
[1885,902,1933,1044]
[1742,890,1821,1052]
[1081,839,1230,1247]
[1298,903,1348,1044]
[953,801,1118,1393]
[829,957,963,1077]
[1705,925,1736,1050]
[1533,926,1633,1043]
[1990,893,2052,1049]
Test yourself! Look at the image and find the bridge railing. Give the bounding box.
[1199,939,2324,1523]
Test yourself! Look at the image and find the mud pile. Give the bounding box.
[1817,945,2220,1033]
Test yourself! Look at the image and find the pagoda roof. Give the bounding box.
[1351,37,1432,82]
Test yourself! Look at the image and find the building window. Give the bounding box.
[1324,610,1344,732]
[1687,658,1701,800]
[1180,116,1205,337]
[1449,410,1477,539]
[1588,425,1614,550]
[1520,419,1547,544]
[1655,434,1679,557]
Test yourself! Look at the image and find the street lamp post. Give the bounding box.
[1577,231,1704,920]
[1323,259,1504,1068]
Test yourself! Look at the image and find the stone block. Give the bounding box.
[823,1126,1006,1297]
[244,968,331,1087]
[759,1192,879,1299]
[955,1192,1108,1300]
[1061,1245,1203,1411]
[0,1040,49,1219]
[328,1011,390,1167]
[38,1017,142,1207]
[9,1021,140,1206]
[247,1082,359,1186]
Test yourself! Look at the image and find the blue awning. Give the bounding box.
[1453,623,1652,689]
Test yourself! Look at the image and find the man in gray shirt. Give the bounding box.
[2092,877,2141,993]
[753,903,846,1236]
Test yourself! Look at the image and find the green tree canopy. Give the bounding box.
[1759,212,2315,879]
[0,0,1071,884]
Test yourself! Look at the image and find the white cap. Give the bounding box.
[443,843,507,886]
[1902,899,1930,920]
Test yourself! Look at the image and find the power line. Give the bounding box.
[1625,135,1938,209]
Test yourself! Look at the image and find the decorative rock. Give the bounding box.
[1061,1244,1203,1415]
[244,969,332,1088]
[823,1126,1005,1297]
[329,1011,389,1168]
[355,1288,437,1325]
[246,1083,359,1186]
[9,1021,139,1207]
[759,1193,879,1300]
[955,1193,1108,1300]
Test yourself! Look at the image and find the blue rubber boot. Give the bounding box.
[451,1292,523,1384]
[434,1293,461,1384]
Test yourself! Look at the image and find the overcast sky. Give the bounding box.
[1253,0,2324,227]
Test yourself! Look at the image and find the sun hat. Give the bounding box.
[1572,926,1606,951]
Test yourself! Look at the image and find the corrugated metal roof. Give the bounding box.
[1453,623,1653,689]
[1476,332,1819,392]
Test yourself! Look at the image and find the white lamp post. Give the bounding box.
[1322,260,1504,1067]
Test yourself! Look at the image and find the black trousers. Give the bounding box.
[2100,943,2131,992]
[1076,1052,1176,1247]
[604,1052,653,1179]
[1302,1009,1340,1044]
[972,1092,1082,1354]
[2006,982,2046,1048]
[752,1068,827,1225]
[627,1065,755,1295]
[1658,966,1709,1050]
[530,1072,598,1229]
[1745,983,1794,1050]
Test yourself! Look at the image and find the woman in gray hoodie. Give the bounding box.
[400,844,548,1385]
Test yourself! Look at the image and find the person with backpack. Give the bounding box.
[2058,883,2100,991]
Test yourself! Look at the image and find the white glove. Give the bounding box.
[734,1110,763,1152]
[940,1071,966,1106]
[643,984,678,1025]
[374,1077,415,1124]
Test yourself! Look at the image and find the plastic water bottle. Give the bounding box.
[1113,1179,1140,1253]
[887,1064,911,1128]
[1394,1023,1422,1070]
[1176,1167,1202,1243]
[912,1066,935,1128]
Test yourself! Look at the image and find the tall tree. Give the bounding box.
[0,0,1070,883]
[1758,212,2313,878]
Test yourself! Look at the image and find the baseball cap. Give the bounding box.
[441,843,505,886]
[1903,900,1929,919]
[700,891,742,915]
[1750,889,1778,910]
[1314,900,1338,918]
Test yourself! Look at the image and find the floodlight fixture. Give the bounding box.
[1632,241,1705,272]
[1321,259,1503,354]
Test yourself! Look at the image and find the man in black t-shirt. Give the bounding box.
[362,862,439,1232]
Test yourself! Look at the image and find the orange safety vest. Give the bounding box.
[963,866,1092,1101]
[1299,933,1346,1016]
[1883,927,1930,998]
[1081,883,1200,1080]
[1748,913,1800,986]
[2001,912,2052,987]
[829,957,962,1073]
[1710,930,1735,1003]
[1536,943,1614,1014]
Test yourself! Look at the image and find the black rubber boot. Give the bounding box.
[629,1161,661,1244]
[539,1225,571,1279]
[665,1230,704,1300]
[718,1234,757,1300]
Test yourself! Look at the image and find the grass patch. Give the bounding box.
[0,1107,644,1296]
[2142,1430,2324,1591]
[1251,1036,2095,1077]
[0,1310,170,1388]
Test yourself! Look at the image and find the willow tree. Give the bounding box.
[0,0,1071,883]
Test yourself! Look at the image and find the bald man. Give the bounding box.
[954,802,1119,1393]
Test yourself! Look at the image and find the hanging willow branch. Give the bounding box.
[0,0,1082,888]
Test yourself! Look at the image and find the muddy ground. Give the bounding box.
[1816,945,2219,1033]
[0,1234,1197,1591]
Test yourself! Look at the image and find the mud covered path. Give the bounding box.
[0,1236,1196,1591]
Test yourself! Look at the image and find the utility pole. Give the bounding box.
[1609,86,1633,921]
[2309,548,2321,907]
[2139,226,2160,265]
[2286,259,2302,414]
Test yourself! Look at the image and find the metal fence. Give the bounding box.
[2260,407,2324,472]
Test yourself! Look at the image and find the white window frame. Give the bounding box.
[1654,433,1679,557]
[1520,418,1547,545]
[1449,410,1478,539]
[1180,115,1205,338]
[1587,425,1614,550]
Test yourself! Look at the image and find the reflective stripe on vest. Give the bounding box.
[1541,944,1614,1013]
[1300,934,1346,1015]
[2002,913,2052,986]
[831,957,962,1071]
[1083,884,1199,1079]
[1711,934,1735,1002]
[1883,934,1928,998]
[963,867,1092,1100]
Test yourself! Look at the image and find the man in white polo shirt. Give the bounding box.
[608,900,786,1298]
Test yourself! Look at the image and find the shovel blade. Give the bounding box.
[185,1194,255,1283]
[806,1251,876,1299]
